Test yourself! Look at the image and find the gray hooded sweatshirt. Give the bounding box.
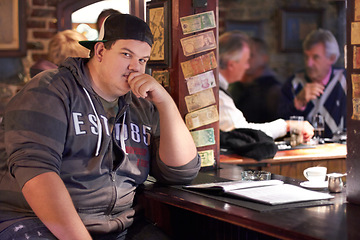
[0,57,201,234]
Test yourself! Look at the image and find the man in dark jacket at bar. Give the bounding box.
[279,29,346,138]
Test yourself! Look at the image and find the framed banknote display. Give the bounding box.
[146,0,171,67]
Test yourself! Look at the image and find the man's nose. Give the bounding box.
[306,58,314,67]
[128,59,140,72]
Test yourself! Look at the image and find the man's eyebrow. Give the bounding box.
[121,47,150,59]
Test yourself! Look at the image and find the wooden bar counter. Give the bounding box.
[220,143,347,180]
[140,163,358,240]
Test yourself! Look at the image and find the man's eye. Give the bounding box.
[122,53,131,57]
[139,59,147,64]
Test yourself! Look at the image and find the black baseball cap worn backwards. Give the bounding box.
[79,13,154,50]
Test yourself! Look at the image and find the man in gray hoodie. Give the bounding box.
[0,13,200,240]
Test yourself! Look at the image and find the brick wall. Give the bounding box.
[23,0,62,79]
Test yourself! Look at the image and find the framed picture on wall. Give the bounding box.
[0,0,26,57]
[225,20,263,38]
[146,0,171,67]
[280,8,323,52]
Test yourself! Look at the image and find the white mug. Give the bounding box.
[303,166,327,182]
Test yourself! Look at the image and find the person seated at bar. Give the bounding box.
[219,30,314,140]
[30,29,90,78]
[279,28,346,138]
[0,13,200,240]
[228,37,282,123]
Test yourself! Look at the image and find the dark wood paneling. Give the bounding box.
[346,0,360,204]
[169,0,220,169]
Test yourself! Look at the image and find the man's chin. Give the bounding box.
[306,70,316,79]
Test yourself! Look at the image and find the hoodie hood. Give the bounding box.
[60,57,94,95]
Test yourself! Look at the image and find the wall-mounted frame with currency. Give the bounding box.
[180,30,216,57]
[146,0,171,67]
[180,11,216,35]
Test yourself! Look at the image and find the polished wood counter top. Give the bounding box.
[141,163,358,240]
[219,143,347,180]
[220,143,346,164]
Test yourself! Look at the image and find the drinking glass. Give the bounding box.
[289,116,304,147]
[312,113,324,144]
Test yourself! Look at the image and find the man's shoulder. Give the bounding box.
[332,67,346,77]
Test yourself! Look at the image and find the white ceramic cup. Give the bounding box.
[303,166,327,182]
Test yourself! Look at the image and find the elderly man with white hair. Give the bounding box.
[279,28,346,138]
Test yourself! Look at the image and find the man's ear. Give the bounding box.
[93,42,105,61]
[227,60,236,71]
[329,54,337,64]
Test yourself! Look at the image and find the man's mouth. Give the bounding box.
[123,74,130,81]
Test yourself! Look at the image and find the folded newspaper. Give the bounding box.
[184,180,334,205]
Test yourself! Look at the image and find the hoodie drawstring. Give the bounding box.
[83,87,102,156]
[120,111,128,155]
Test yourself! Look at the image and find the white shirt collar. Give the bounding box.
[219,73,229,90]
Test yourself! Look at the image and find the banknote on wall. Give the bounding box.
[185,105,219,130]
[186,70,216,95]
[180,11,216,35]
[180,31,216,57]
[198,149,215,167]
[190,127,216,147]
[351,22,360,45]
[354,46,360,69]
[185,88,216,112]
[181,51,217,79]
